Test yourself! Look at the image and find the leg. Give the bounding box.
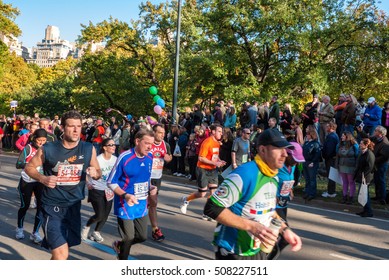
[17,179,33,229]
[51,243,69,260]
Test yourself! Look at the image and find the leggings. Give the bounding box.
[116,216,148,260]
[86,189,113,231]
[17,178,43,233]
[340,172,356,197]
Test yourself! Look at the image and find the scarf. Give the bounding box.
[254,154,278,177]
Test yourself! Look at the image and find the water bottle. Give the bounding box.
[259,218,282,253]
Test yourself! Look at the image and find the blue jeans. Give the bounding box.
[374,162,388,200]
[303,162,319,197]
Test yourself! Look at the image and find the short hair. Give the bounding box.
[152,123,164,132]
[375,125,387,137]
[61,110,82,127]
[210,124,223,132]
[135,128,155,140]
[360,138,374,151]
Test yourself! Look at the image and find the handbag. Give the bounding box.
[173,142,182,157]
[358,174,368,206]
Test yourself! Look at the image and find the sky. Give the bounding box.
[5,0,389,49]
[5,0,166,48]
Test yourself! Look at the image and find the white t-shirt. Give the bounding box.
[88,153,117,191]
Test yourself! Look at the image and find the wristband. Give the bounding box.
[280,226,290,236]
[121,193,127,199]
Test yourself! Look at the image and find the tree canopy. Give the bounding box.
[1,0,388,119]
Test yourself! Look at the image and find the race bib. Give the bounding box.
[280,180,295,196]
[134,181,149,200]
[151,158,164,179]
[57,164,84,186]
[104,188,114,201]
[242,154,248,163]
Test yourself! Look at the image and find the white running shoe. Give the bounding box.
[81,225,90,241]
[15,227,24,240]
[29,198,37,209]
[89,231,104,243]
[30,232,42,244]
[180,196,189,214]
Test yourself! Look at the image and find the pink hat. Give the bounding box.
[286,142,305,162]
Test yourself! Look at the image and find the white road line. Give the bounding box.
[329,253,357,260]
[289,202,389,223]
[0,171,20,179]
[163,180,389,223]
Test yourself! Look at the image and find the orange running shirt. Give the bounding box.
[197,136,220,170]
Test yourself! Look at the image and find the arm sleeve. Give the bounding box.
[204,198,225,219]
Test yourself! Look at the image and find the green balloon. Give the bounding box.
[149,86,158,95]
[153,95,161,103]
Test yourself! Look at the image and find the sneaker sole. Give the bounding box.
[89,237,104,243]
[152,237,165,242]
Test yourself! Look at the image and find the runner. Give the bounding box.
[179,124,226,220]
[15,128,47,243]
[149,124,172,241]
[25,110,101,260]
[81,138,117,243]
[107,128,154,260]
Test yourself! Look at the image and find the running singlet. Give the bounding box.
[20,144,43,183]
[197,136,220,170]
[210,161,278,256]
[41,140,93,207]
[150,140,169,179]
[107,148,153,220]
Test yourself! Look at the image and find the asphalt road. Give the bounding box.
[0,153,388,260]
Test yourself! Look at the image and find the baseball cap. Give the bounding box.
[286,142,305,162]
[367,97,375,104]
[256,129,294,149]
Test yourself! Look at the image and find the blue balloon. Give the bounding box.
[157,98,165,108]
[126,114,132,120]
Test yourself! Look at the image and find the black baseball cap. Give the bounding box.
[256,129,294,149]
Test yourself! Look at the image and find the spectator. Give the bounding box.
[302,125,321,201]
[269,95,280,125]
[354,138,375,217]
[318,95,335,145]
[340,94,357,135]
[321,122,339,198]
[336,131,359,204]
[224,106,237,133]
[334,93,348,136]
[381,101,389,132]
[371,126,389,205]
[363,97,382,136]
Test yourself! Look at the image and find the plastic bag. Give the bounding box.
[173,142,181,157]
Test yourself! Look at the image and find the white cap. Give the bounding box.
[367,97,375,104]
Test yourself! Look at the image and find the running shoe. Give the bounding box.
[112,240,121,259]
[30,232,42,244]
[202,214,216,222]
[29,198,37,209]
[89,231,104,243]
[152,228,165,242]
[180,196,189,214]
[81,225,90,241]
[15,227,24,240]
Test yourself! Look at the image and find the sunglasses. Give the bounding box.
[104,144,115,147]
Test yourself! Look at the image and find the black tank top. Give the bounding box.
[42,140,93,207]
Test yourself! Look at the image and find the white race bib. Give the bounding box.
[57,164,84,186]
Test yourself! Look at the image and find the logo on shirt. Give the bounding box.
[215,185,229,198]
[141,163,145,167]
[79,155,84,160]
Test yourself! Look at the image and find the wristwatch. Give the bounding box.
[121,193,127,199]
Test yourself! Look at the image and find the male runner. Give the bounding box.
[25,110,101,260]
[149,124,172,241]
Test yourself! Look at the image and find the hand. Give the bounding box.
[164,153,172,162]
[308,163,314,167]
[125,194,139,206]
[41,175,58,188]
[282,228,302,252]
[249,221,279,249]
[86,167,97,178]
